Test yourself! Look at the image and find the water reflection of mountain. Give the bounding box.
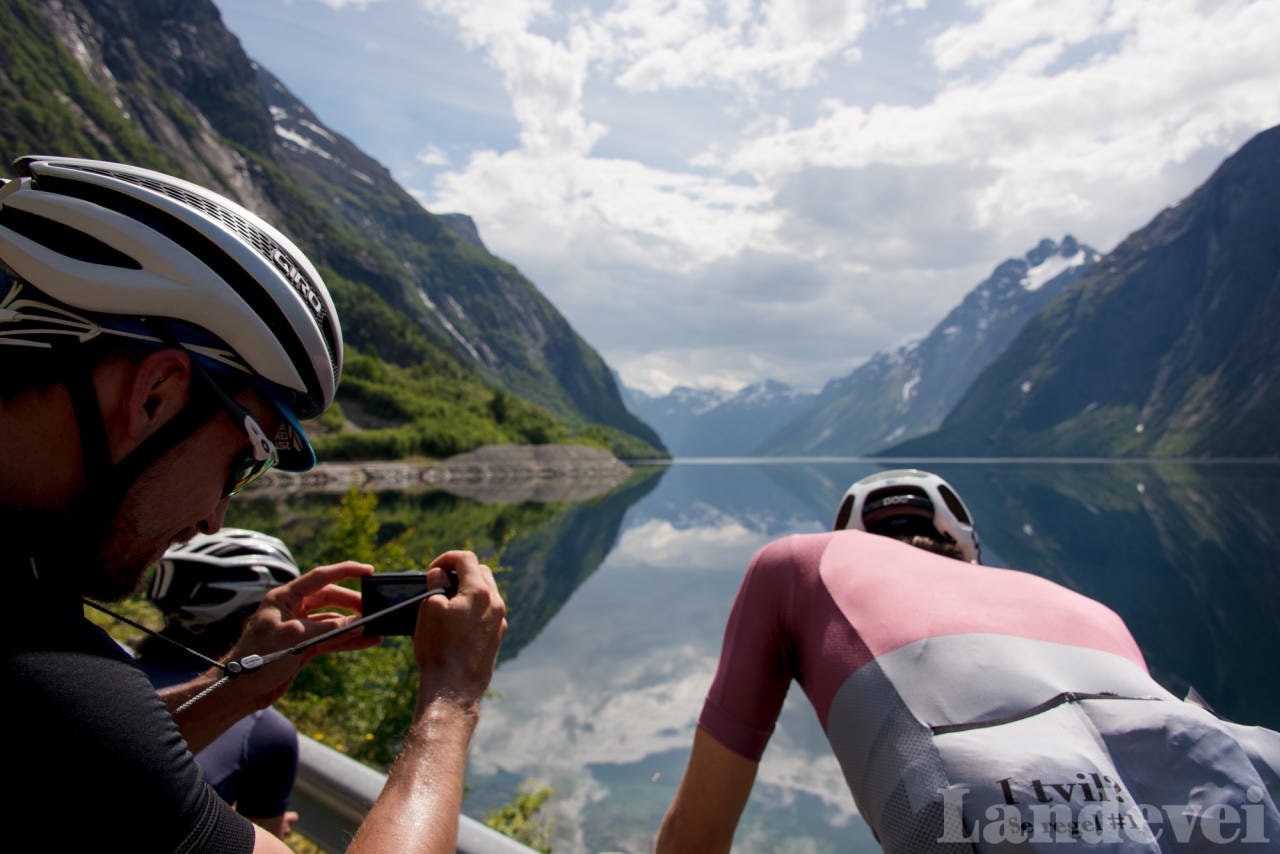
[759,460,1280,730]
[497,466,667,661]
[624,461,838,539]
[226,465,668,665]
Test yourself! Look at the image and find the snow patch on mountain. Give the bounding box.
[1025,248,1089,292]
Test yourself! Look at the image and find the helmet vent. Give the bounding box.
[862,486,938,538]
[936,484,972,524]
[61,165,282,272]
[0,206,141,269]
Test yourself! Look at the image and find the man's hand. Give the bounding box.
[414,550,508,710]
[165,560,381,751]
[228,560,383,708]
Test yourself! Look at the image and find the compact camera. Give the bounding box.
[360,571,433,636]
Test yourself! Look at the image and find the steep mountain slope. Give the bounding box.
[623,380,817,457]
[0,0,663,455]
[759,237,1098,456]
[889,125,1280,458]
[256,67,661,448]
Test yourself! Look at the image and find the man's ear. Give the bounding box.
[121,348,193,443]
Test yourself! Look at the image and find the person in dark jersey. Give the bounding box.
[135,529,308,840]
[0,156,506,854]
[657,469,1280,852]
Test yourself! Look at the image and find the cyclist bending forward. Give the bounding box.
[657,469,1280,852]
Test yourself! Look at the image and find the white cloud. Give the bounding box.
[929,0,1125,72]
[611,516,773,568]
[414,144,450,167]
[308,0,382,9]
[602,0,872,94]
[429,148,779,275]
[421,0,605,154]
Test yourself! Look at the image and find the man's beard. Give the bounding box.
[79,527,154,601]
[74,495,171,602]
[81,554,150,601]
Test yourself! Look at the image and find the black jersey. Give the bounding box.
[1,511,255,853]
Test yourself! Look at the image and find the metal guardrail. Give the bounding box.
[291,735,537,853]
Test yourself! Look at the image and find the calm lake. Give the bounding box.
[241,458,1280,853]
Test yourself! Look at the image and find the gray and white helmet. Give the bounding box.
[834,469,982,563]
[150,529,301,630]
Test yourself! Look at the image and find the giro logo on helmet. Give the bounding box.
[271,246,325,317]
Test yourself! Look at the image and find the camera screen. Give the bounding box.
[361,572,428,636]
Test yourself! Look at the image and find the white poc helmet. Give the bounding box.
[834,469,982,563]
[150,528,301,630]
[0,155,343,469]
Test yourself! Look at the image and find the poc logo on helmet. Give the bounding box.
[270,247,325,317]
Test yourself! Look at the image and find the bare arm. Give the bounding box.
[252,823,293,853]
[244,810,297,840]
[162,561,381,753]
[347,550,507,853]
[656,726,759,854]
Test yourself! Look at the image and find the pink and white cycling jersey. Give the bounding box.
[699,531,1280,851]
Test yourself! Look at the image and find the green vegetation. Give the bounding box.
[483,781,556,853]
[0,0,167,165]
[311,348,575,461]
[296,347,663,463]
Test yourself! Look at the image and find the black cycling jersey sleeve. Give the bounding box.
[2,565,255,853]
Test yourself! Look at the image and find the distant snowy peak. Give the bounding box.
[964,236,1099,316]
[623,379,818,456]
[1021,235,1099,292]
[671,386,732,417]
[733,379,812,406]
[757,233,1100,457]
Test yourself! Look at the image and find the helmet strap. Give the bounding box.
[63,362,113,496]
[61,351,223,558]
[106,394,222,506]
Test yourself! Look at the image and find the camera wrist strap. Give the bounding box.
[86,585,448,713]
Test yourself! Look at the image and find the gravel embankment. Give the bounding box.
[247,444,634,504]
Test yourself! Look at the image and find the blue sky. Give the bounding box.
[213,0,1280,395]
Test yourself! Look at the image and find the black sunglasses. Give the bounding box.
[185,355,279,497]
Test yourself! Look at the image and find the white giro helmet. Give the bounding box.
[0,155,343,469]
[150,528,301,630]
[834,469,982,563]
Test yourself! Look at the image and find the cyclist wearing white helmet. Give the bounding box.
[0,156,507,854]
[149,529,303,634]
[136,530,304,840]
[659,469,1280,852]
[834,468,981,563]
